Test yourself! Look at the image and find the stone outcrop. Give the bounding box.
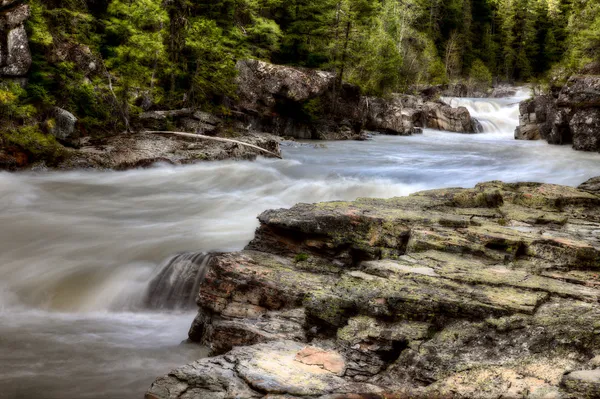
[58,131,281,170]
[423,101,480,133]
[516,75,600,152]
[514,95,557,141]
[234,60,480,139]
[235,59,366,140]
[149,177,600,398]
[0,1,31,77]
[364,95,424,135]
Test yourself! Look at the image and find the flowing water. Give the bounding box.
[1,89,600,399]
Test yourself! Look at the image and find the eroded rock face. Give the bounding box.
[515,95,558,142]
[150,178,600,398]
[0,2,31,77]
[138,108,223,135]
[423,101,480,133]
[237,59,336,114]
[516,75,600,152]
[364,95,424,135]
[234,60,479,139]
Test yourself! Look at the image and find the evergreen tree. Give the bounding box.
[106,0,168,124]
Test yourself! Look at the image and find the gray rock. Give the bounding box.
[0,3,28,29]
[364,95,424,135]
[423,101,479,133]
[139,109,222,133]
[193,110,222,126]
[579,176,600,195]
[515,95,558,142]
[48,108,78,144]
[191,308,308,356]
[561,369,600,398]
[571,109,600,152]
[490,85,517,98]
[0,24,31,76]
[146,341,383,399]
[236,59,335,114]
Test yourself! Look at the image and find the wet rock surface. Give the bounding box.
[149,179,600,398]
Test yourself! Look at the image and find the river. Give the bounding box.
[1,90,599,398]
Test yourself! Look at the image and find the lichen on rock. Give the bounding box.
[149,179,600,398]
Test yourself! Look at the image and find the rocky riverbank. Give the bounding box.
[0,4,483,170]
[515,70,600,153]
[147,177,600,399]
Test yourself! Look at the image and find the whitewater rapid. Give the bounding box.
[1,90,599,398]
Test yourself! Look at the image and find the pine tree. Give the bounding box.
[106,0,168,120]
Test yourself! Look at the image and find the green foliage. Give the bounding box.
[0,84,38,121]
[294,253,309,262]
[185,18,238,106]
[28,0,53,47]
[469,59,493,87]
[12,0,600,142]
[106,0,168,105]
[2,126,66,164]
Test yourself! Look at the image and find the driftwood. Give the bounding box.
[144,131,282,159]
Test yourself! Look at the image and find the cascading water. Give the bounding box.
[1,88,599,399]
[442,88,531,135]
[145,252,212,309]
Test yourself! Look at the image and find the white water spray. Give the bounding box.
[442,88,531,135]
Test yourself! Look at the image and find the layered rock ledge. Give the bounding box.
[148,177,600,398]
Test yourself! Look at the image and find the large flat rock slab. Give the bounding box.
[146,341,383,399]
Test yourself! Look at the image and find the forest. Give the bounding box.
[2,0,599,139]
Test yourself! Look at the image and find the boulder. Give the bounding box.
[515,95,557,142]
[59,131,281,170]
[0,3,31,76]
[48,107,78,145]
[490,85,517,98]
[423,101,480,133]
[520,75,600,151]
[235,60,367,139]
[364,95,424,135]
[236,59,336,114]
[234,60,478,138]
[571,109,600,152]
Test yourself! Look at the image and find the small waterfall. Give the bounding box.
[441,88,531,135]
[145,252,212,310]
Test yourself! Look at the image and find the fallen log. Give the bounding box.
[144,131,282,159]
